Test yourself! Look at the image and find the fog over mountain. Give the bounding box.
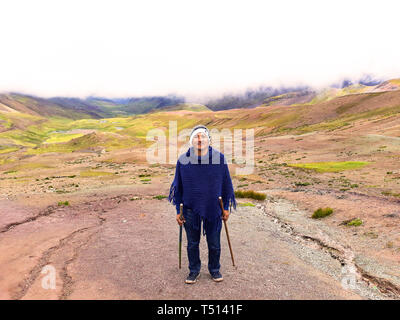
[1,1,399,101]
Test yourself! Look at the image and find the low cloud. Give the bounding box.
[0,0,399,101]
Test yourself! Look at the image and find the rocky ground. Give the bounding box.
[0,182,398,300]
[0,124,399,300]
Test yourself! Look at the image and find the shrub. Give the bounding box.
[346,218,363,226]
[312,207,333,219]
[234,190,266,200]
[294,182,311,187]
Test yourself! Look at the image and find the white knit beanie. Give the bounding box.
[189,125,211,147]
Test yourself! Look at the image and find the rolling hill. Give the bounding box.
[0,78,399,161]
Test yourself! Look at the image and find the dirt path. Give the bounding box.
[0,188,397,300]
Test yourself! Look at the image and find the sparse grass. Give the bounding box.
[80,170,114,177]
[288,161,369,173]
[44,133,85,143]
[386,241,394,248]
[389,79,400,86]
[5,162,54,172]
[25,130,138,155]
[363,231,378,239]
[234,190,266,200]
[311,207,333,219]
[153,195,167,200]
[238,202,255,207]
[290,101,400,135]
[346,218,363,226]
[0,157,16,166]
[56,189,69,194]
[381,190,400,197]
[58,201,69,206]
[3,170,17,174]
[335,94,378,115]
[294,119,356,133]
[0,147,19,154]
[0,128,46,147]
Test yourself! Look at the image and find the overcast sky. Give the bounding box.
[0,0,399,101]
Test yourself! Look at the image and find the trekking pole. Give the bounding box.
[178,203,183,269]
[218,196,235,267]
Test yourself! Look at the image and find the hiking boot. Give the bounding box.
[185,272,200,284]
[210,271,223,282]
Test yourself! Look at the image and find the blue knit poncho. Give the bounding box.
[168,146,237,236]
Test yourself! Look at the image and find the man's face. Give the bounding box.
[192,132,209,151]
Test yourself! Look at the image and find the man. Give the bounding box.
[168,125,236,284]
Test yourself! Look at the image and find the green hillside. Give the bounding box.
[1,80,400,163]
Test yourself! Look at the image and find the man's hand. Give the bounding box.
[176,214,185,226]
[222,209,230,221]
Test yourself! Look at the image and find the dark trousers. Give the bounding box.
[183,208,222,274]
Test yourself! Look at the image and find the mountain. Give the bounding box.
[115,95,185,114]
[0,76,399,138]
[147,103,211,113]
[368,79,400,92]
[0,93,185,121]
[203,85,311,111]
[262,90,316,106]
[1,78,400,158]
[0,76,394,121]
[331,75,384,88]
[50,95,185,116]
[0,93,112,120]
